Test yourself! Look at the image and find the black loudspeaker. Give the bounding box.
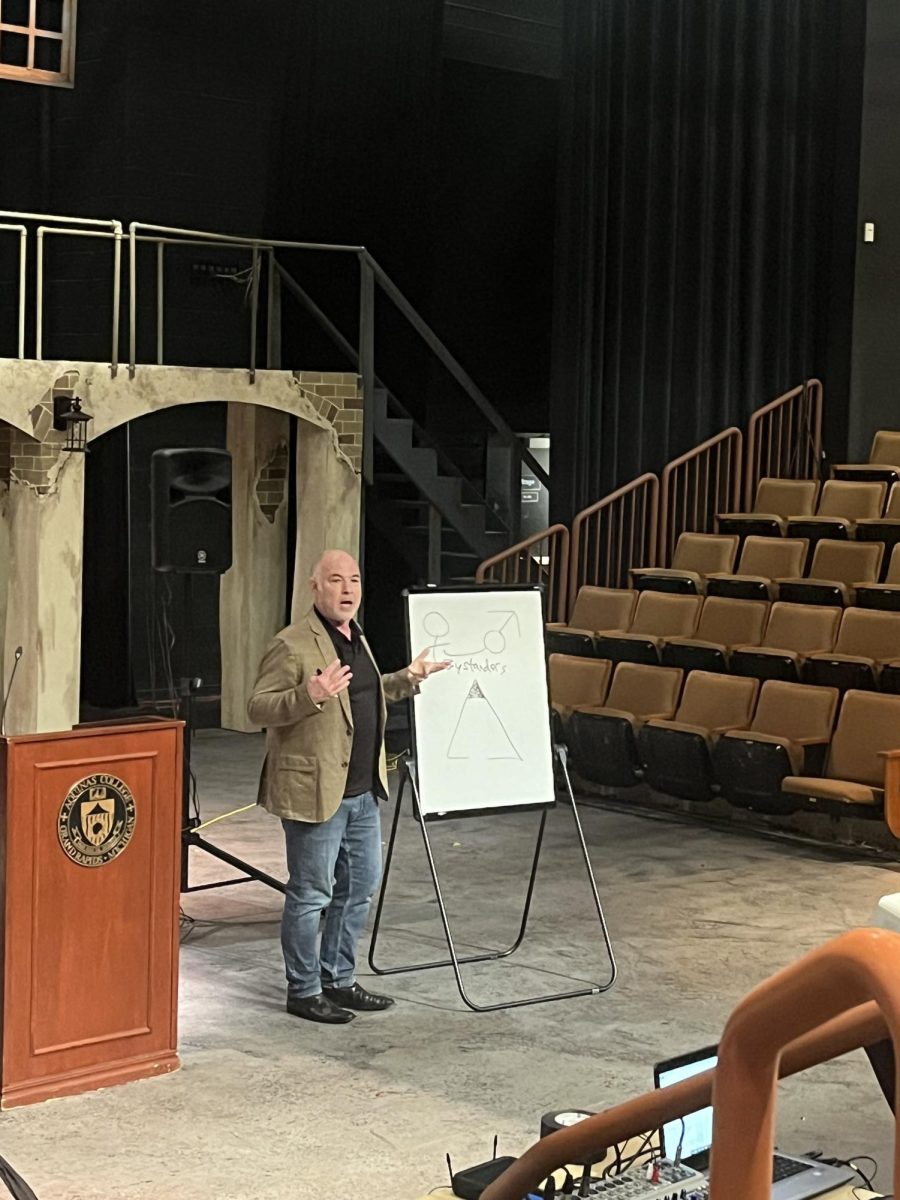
[151,448,232,574]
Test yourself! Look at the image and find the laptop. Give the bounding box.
[654,1045,856,1199]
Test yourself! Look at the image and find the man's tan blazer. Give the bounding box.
[247,608,415,823]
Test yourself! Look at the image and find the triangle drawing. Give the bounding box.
[446,681,522,760]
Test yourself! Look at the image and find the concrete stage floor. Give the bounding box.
[1,729,897,1198]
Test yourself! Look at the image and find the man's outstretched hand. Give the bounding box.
[407,648,451,685]
[307,658,352,705]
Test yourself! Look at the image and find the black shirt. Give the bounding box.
[317,609,381,799]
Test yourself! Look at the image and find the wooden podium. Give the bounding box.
[0,718,183,1108]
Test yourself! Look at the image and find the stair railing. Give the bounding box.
[475,525,570,623]
[658,426,743,567]
[744,378,824,508]
[568,473,659,611]
[481,928,900,1200]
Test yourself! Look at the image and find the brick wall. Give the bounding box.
[254,441,289,523]
[296,371,363,471]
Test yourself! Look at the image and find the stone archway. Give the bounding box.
[0,359,362,735]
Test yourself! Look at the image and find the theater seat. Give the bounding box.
[716,477,819,538]
[786,479,887,546]
[833,430,900,486]
[661,596,769,673]
[545,586,637,657]
[593,591,703,666]
[547,654,611,724]
[638,671,759,801]
[629,533,738,595]
[568,662,683,788]
[802,608,900,691]
[713,680,839,814]
[856,544,900,613]
[730,601,841,683]
[706,536,808,601]
[776,538,884,608]
[781,690,900,811]
[855,481,900,566]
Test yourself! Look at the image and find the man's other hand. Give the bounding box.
[307,658,352,705]
[407,648,452,685]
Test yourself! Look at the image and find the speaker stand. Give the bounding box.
[179,675,286,896]
[170,573,285,897]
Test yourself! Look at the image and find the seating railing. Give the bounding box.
[658,427,743,567]
[745,379,824,508]
[475,524,570,624]
[568,473,659,607]
[482,928,900,1200]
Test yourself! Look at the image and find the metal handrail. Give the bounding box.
[366,254,549,491]
[476,524,570,623]
[275,260,509,518]
[0,209,543,525]
[744,378,824,507]
[482,930,899,1200]
[568,472,659,611]
[1,210,123,373]
[658,426,743,566]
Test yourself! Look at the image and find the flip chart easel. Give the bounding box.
[367,585,616,1012]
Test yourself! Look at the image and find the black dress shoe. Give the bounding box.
[286,992,355,1024]
[322,982,395,1012]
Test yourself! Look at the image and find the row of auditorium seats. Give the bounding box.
[717,478,900,543]
[631,533,900,602]
[547,588,900,690]
[549,654,900,817]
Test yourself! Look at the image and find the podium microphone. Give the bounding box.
[0,646,24,737]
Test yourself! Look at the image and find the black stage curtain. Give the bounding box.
[550,0,865,523]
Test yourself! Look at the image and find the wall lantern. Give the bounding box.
[53,395,92,453]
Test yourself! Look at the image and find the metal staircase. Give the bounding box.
[370,389,511,583]
[273,257,547,590]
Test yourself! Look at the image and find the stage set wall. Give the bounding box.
[2,1,900,672]
[0,361,360,738]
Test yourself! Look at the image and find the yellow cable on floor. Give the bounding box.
[194,802,257,832]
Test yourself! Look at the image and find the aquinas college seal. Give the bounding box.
[58,774,137,867]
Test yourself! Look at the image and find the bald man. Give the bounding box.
[248,550,448,1025]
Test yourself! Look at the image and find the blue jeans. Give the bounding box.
[281,792,382,999]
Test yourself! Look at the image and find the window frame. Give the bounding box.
[0,0,77,88]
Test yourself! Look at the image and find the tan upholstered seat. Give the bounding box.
[786,479,887,544]
[661,596,769,673]
[714,680,839,812]
[803,607,900,691]
[717,477,820,538]
[638,671,759,801]
[782,690,900,808]
[730,601,841,682]
[856,491,900,592]
[547,654,611,722]
[629,533,739,595]
[643,672,759,741]
[858,544,900,614]
[706,537,808,601]
[574,661,684,726]
[833,430,900,485]
[775,538,883,607]
[568,663,684,789]
[545,586,637,656]
[593,591,703,666]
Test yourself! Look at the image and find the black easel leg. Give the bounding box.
[369,763,549,976]
[556,743,617,992]
[367,756,617,1012]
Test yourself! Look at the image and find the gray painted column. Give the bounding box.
[3,455,85,735]
[291,423,361,622]
[220,404,290,733]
